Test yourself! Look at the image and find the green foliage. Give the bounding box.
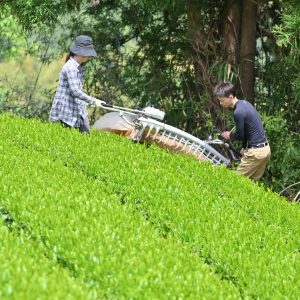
[0,114,299,298]
[0,224,91,299]
[0,0,298,195]
[0,7,74,120]
[0,114,241,299]
[262,114,300,195]
[88,0,195,130]
[1,0,221,133]
[273,0,300,49]
[0,9,27,61]
[2,0,75,29]
[261,0,300,132]
[254,3,300,191]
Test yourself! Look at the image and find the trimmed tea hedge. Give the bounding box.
[0,225,91,300]
[0,118,239,299]
[0,114,299,299]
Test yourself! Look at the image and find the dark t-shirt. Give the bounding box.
[230,100,267,148]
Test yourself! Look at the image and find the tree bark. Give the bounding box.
[221,0,259,103]
[221,0,242,65]
[186,0,204,94]
[239,0,258,103]
[186,0,223,128]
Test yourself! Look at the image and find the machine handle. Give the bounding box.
[101,103,113,108]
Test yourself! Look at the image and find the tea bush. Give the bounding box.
[0,116,240,299]
[0,114,299,299]
[0,224,92,300]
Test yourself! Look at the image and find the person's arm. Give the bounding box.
[65,66,95,105]
[230,111,245,142]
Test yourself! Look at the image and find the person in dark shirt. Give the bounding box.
[213,81,271,181]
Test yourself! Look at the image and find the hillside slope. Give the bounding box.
[0,114,299,299]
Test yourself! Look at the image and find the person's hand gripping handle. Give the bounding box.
[94,99,106,108]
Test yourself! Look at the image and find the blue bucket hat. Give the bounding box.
[70,35,97,57]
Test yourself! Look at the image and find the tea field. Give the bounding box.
[0,114,299,299]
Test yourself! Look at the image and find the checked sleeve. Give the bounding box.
[65,66,95,105]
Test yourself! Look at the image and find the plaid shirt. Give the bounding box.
[49,57,95,127]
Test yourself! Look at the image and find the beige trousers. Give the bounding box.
[237,145,271,181]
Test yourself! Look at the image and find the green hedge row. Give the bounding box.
[0,224,91,300]
[0,114,299,298]
[0,123,240,299]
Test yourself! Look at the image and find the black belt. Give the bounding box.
[247,142,268,149]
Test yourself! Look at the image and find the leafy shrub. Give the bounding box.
[0,116,240,299]
[0,224,91,300]
[0,114,299,299]
[262,114,300,196]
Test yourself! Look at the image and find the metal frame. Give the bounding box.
[98,104,232,166]
[131,117,230,165]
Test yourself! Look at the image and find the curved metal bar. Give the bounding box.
[97,104,231,165]
[137,117,230,165]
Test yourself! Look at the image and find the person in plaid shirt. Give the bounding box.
[49,35,104,134]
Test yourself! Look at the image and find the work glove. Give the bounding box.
[94,99,106,107]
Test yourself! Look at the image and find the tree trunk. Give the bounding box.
[221,0,259,103]
[221,0,242,65]
[239,0,258,103]
[186,0,223,128]
[186,0,204,95]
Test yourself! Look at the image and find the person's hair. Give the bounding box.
[213,81,236,98]
[65,52,75,62]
